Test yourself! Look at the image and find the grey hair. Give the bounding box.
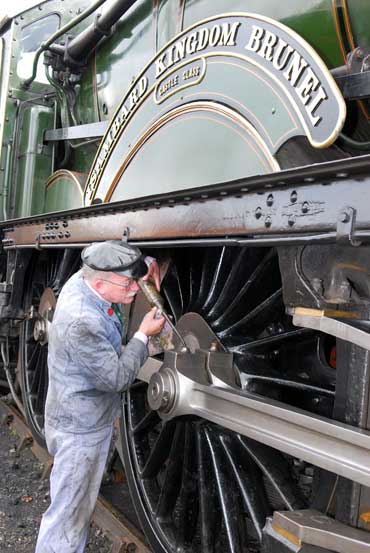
[81,263,114,283]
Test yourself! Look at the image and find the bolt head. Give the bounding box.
[302,201,309,214]
[340,211,350,223]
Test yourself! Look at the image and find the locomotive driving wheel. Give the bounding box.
[19,250,80,447]
[122,246,336,553]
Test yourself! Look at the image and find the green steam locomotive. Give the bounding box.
[2,1,370,551]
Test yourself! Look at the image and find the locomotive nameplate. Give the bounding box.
[85,13,346,205]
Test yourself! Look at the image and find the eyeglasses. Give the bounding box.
[99,278,137,289]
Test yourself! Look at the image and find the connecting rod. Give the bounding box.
[139,350,370,488]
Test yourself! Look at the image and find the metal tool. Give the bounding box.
[138,279,188,350]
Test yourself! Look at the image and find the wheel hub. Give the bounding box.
[33,318,47,343]
[33,287,56,345]
[147,368,176,413]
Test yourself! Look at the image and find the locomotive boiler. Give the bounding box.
[3,1,370,551]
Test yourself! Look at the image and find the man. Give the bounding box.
[35,240,165,553]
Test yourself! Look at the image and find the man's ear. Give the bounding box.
[94,279,104,293]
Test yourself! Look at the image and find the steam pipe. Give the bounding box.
[64,0,137,65]
[21,0,107,89]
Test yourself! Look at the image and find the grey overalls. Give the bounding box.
[35,270,147,552]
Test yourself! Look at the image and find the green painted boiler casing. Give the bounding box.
[1,0,370,217]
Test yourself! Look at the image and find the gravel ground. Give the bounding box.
[0,420,112,552]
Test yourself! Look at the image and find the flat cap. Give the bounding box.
[81,240,148,279]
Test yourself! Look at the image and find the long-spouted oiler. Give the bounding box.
[138,279,188,350]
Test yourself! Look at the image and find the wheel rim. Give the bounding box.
[20,250,80,446]
[122,246,336,552]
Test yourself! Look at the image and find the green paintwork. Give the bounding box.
[182,0,345,69]
[92,47,308,202]
[81,0,154,124]
[44,171,85,212]
[3,0,370,217]
[110,108,275,203]
[13,104,54,217]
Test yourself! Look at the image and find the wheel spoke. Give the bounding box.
[29,346,43,394]
[212,250,278,331]
[201,247,234,315]
[25,340,41,371]
[229,328,314,354]
[52,250,80,293]
[220,435,268,541]
[218,288,283,339]
[207,248,251,322]
[176,423,199,548]
[204,427,244,553]
[196,425,219,553]
[187,250,204,312]
[237,436,305,511]
[193,249,220,311]
[156,423,184,521]
[132,410,161,435]
[36,347,48,413]
[141,422,176,479]
[163,263,184,321]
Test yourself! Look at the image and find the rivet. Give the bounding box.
[290,191,297,203]
[265,216,272,228]
[267,194,274,207]
[288,216,295,227]
[302,201,309,214]
[255,207,262,219]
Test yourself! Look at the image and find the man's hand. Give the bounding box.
[143,259,161,291]
[139,307,165,336]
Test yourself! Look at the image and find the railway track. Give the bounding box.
[0,397,150,553]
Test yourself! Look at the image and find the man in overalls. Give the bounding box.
[36,240,165,552]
